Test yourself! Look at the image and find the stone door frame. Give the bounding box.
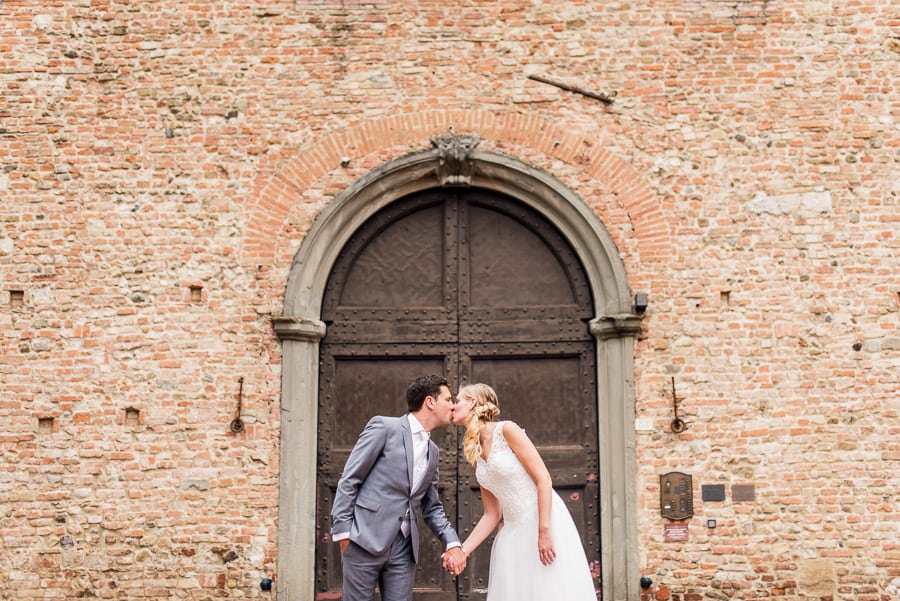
[273,139,644,601]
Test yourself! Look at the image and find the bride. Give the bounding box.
[442,383,597,600]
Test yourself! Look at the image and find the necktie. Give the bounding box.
[402,430,430,537]
[412,430,429,490]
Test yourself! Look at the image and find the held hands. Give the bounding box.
[441,547,467,576]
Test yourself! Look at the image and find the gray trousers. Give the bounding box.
[341,532,415,601]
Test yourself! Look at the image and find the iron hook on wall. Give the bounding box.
[230,376,245,433]
[670,376,686,433]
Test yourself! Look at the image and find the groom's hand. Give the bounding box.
[339,539,350,554]
[442,547,467,576]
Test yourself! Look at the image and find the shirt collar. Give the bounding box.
[407,413,427,435]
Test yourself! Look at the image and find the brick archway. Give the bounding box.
[272,138,649,601]
[241,109,672,269]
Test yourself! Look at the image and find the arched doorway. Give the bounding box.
[314,188,598,600]
[274,136,643,601]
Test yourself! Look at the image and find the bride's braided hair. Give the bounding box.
[460,383,500,467]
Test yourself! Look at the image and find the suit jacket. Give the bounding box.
[330,415,459,563]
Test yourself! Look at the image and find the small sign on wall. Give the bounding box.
[701,484,726,502]
[732,483,756,502]
[664,522,689,542]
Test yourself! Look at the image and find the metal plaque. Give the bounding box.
[732,483,756,502]
[660,472,694,520]
[702,484,726,502]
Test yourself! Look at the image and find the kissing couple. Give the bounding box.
[330,374,597,601]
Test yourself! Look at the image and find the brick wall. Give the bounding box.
[1,1,897,599]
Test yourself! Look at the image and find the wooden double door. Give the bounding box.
[315,188,600,600]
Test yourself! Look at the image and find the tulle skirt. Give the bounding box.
[486,491,597,600]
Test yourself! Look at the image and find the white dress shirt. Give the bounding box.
[408,414,430,491]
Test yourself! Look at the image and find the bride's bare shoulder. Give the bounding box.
[499,420,523,434]
[498,421,530,446]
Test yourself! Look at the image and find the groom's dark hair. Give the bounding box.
[407,374,449,412]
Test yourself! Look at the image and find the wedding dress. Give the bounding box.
[475,421,597,600]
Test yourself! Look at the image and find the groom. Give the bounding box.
[331,374,468,601]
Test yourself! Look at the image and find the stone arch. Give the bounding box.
[273,138,644,601]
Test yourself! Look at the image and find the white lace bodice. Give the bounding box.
[475,422,538,526]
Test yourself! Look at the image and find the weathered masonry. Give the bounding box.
[1,2,897,600]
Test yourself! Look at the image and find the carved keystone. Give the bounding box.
[431,133,481,186]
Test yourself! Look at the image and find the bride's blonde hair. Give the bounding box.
[460,383,501,466]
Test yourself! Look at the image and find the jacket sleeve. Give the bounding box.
[419,448,460,548]
[330,416,387,538]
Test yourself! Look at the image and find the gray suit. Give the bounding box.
[331,414,460,601]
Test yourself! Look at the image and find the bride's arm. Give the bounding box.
[504,421,557,565]
[460,486,502,556]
